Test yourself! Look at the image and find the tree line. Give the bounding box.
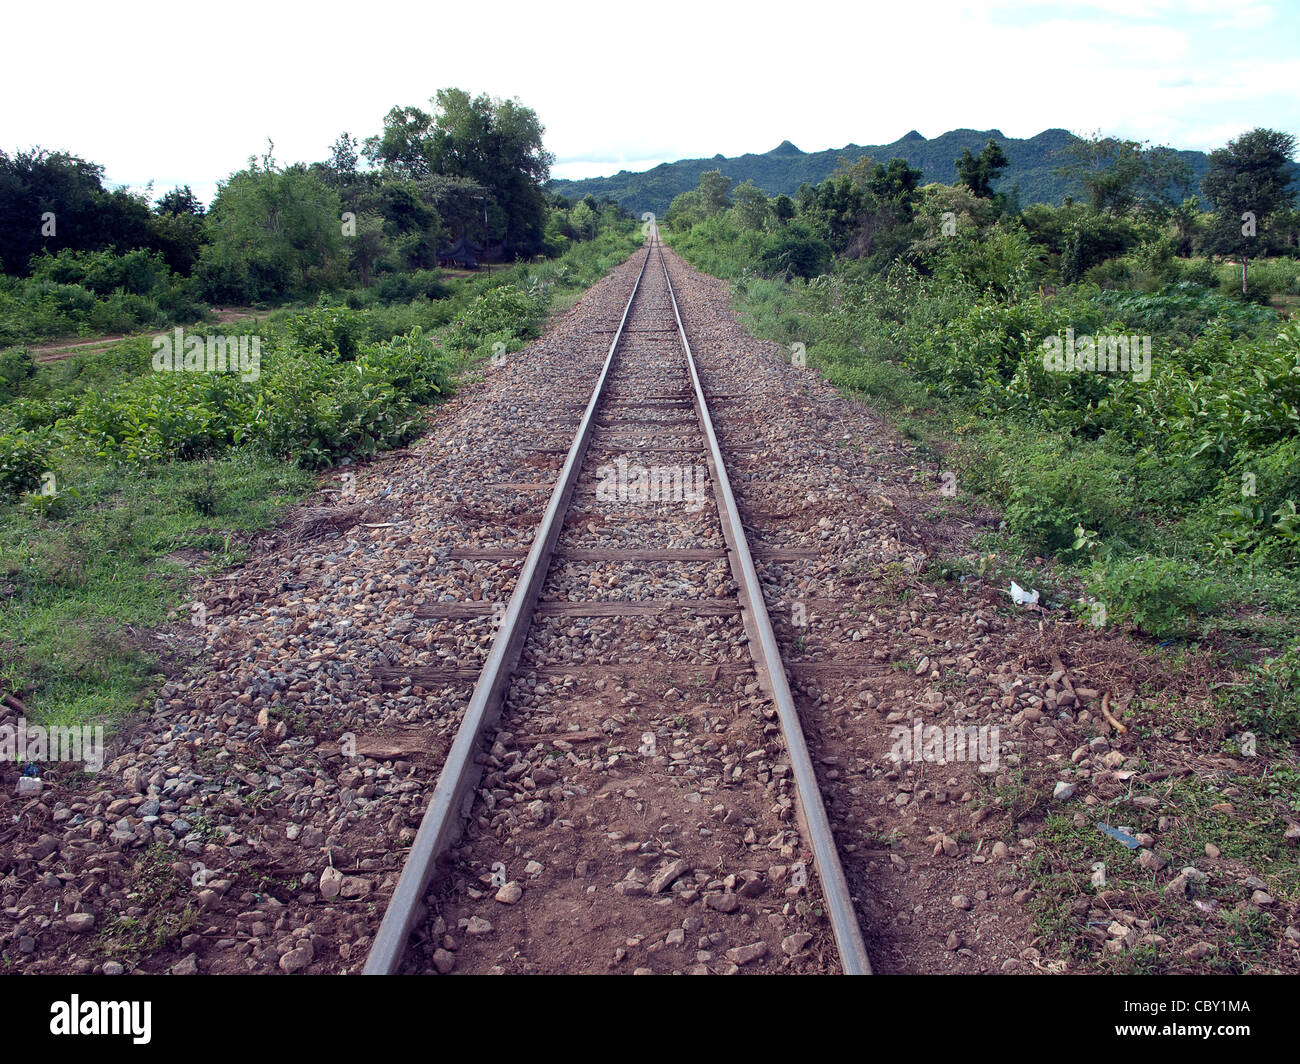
[665,128,1299,297]
[0,89,628,326]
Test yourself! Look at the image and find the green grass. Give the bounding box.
[1019,794,1296,973]
[0,450,316,729]
[96,844,201,960]
[0,228,642,741]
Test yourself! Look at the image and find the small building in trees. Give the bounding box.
[437,236,483,268]
[436,236,509,268]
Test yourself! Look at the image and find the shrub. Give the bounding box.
[357,327,450,404]
[1087,556,1221,638]
[0,428,49,496]
[445,285,547,359]
[28,247,171,298]
[0,347,35,403]
[986,438,1135,556]
[757,225,831,280]
[373,270,448,304]
[281,300,367,360]
[1231,640,1300,741]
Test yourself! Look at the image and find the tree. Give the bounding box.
[1169,196,1203,257]
[155,185,204,217]
[732,180,771,230]
[955,139,1009,198]
[425,89,553,254]
[665,171,732,232]
[697,170,732,215]
[757,222,830,279]
[151,185,206,274]
[197,160,345,302]
[363,106,435,178]
[869,158,924,212]
[665,188,703,231]
[361,90,553,254]
[909,182,999,266]
[773,194,795,225]
[0,148,157,275]
[1058,208,1136,282]
[569,200,597,240]
[347,212,386,286]
[804,156,923,265]
[1202,127,1298,295]
[413,175,483,245]
[324,133,361,188]
[1054,134,1193,217]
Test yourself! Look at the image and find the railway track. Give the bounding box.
[364,234,871,975]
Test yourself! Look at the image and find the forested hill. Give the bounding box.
[548,128,1213,214]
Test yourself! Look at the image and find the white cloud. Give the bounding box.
[1,0,1294,193]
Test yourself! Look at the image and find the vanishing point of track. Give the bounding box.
[364,235,872,975]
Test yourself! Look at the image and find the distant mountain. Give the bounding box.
[547,128,1215,215]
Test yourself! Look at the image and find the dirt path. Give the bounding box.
[28,308,263,363]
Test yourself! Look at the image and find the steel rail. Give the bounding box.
[365,232,871,975]
[363,240,655,974]
[655,243,873,975]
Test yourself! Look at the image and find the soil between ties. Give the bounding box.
[409,250,836,975]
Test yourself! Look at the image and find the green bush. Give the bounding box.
[1231,639,1300,741]
[357,327,450,404]
[373,270,448,304]
[255,355,423,468]
[1060,212,1138,282]
[281,300,367,360]
[1087,556,1221,638]
[28,247,170,297]
[445,285,547,358]
[0,427,49,496]
[1171,256,1216,288]
[0,347,35,403]
[756,225,832,279]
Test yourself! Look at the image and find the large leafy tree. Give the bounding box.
[197,156,345,302]
[149,185,206,274]
[341,176,451,274]
[155,185,204,217]
[800,156,923,264]
[1054,134,1192,217]
[665,188,703,231]
[955,139,1009,198]
[731,179,771,230]
[0,148,157,275]
[1202,127,1298,294]
[363,107,436,178]
[364,89,553,255]
[666,171,732,231]
[323,133,362,188]
[697,170,732,214]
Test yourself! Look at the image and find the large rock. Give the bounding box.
[319,866,344,899]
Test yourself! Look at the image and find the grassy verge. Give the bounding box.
[667,224,1300,969]
[993,761,1299,973]
[666,227,1300,698]
[0,227,641,741]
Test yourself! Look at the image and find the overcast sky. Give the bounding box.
[4,0,1296,205]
